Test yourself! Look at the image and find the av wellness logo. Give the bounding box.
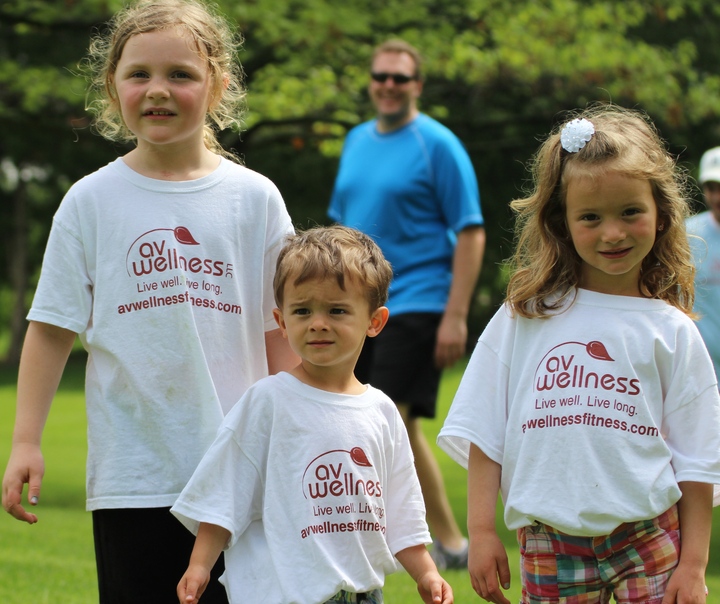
[533,339,641,396]
[302,447,382,500]
[125,226,233,279]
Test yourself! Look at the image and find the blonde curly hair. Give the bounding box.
[85,0,245,159]
[507,104,695,318]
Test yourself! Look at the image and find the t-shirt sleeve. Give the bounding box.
[171,424,264,547]
[28,198,93,333]
[438,308,513,467]
[431,133,483,233]
[659,321,720,492]
[327,128,359,225]
[662,383,720,486]
[262,184,294,331]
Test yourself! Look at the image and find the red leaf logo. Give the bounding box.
[173,226,199,245]
[349,447,372,467]
[586,341,614,361]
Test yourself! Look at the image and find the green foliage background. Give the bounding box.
[2,3,720,599]
[3,0,720,360]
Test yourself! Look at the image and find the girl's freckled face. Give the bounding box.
[113,26,215,152]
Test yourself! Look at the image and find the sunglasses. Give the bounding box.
[370,72,417,85]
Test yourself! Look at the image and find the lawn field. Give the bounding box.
[0,357,719,602]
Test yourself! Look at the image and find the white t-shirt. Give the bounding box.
[172,372,430,604]
[438,289,720,535]
[28,157,293,510]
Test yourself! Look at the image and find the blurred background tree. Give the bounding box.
[2,0,720,363]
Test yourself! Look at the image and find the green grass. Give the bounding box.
[0,357,96,603]
[1,358,719,602]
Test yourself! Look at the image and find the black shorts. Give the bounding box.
[355,312,442,419]
[92,507,229,604]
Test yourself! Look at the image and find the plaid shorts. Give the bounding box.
[518,505,680,603]
[324,589,383,603]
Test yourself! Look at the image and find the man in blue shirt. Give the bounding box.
[329,39,485,568]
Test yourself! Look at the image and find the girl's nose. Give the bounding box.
[146,78,169,99]
[602,221,626,243]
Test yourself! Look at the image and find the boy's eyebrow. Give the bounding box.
[286,298,317,307]
[286,297,352,306]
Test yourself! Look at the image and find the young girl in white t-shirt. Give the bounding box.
[1,1,296,602]
[439,105,720,604]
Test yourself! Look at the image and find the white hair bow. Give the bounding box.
[560,118,595,153]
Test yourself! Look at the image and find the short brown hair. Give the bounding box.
[274,226,392,311]
[372,39,423,80]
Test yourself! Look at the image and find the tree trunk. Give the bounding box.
[4,183,28,365]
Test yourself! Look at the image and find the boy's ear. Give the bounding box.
[367,306,389,338]
[272,308,288,337]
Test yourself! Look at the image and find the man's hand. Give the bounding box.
[434,313,467,369]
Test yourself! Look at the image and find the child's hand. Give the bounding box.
[395,544,453,604]
[416,570,453,604]
[468,531,511,604]
[177,565,211,604]
[2,442,45,524]
[661,562,708,603]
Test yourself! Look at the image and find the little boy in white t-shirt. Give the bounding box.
[172,226,453,604]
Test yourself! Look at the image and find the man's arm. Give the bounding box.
[435,226,485,368]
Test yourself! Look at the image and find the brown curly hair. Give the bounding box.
[507,104,695,318]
